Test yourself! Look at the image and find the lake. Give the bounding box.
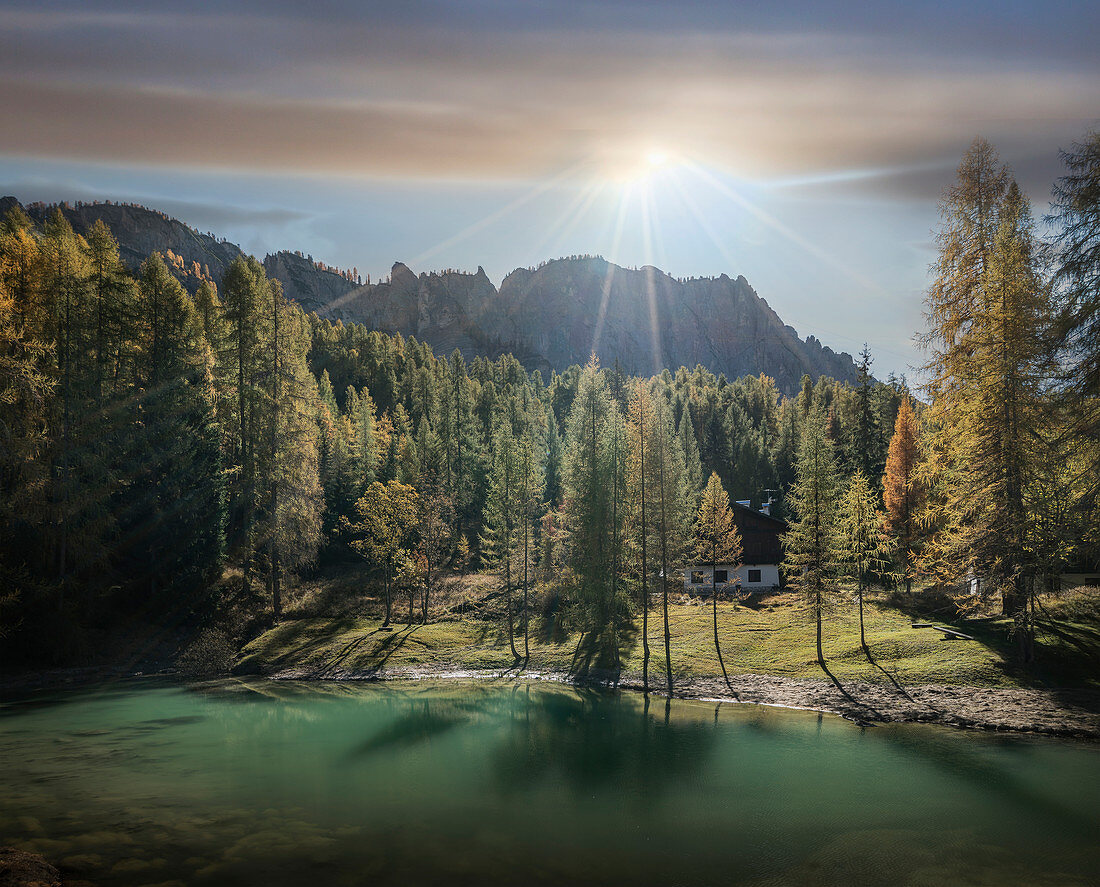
[1,678,1097,886]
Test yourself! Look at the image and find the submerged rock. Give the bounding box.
[0,847,61,887]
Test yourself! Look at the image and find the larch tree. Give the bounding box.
[563,357,626,647]
[130,252,225,597]
[260,281,323,620]
[882,395,924,592]
[836,471,886,657]
[627,380,654,692]
[784,405,841,665]
[920,139,1054,660]
[650,395,693,696]
[692,471,742,688]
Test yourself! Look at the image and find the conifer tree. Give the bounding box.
[627,380,654,691]
[849,345,881,481]
[563,357,629,656]
[83,220,133,402]
[784,405,840,665]
[678,410,703,508]
[516,433,544,659]
[128,252,225,596]
[883,396,924,592]
[836,471,886,657]
[650,395,692,696]
[260,281,323,619]
[693,471,742,687]
[920,141,1053,659]
[482,419,520,659]
[1050,130,1100,513]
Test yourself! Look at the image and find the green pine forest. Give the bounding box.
[1,135,1098,672]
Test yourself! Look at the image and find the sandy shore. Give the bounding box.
[264,662,1100,741]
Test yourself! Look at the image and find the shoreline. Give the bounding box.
[3,661,1098,741]
[262,662,1100,741]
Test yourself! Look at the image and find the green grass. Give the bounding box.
[237,584,1100,689]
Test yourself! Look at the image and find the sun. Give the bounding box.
[610,147,676,185]
[645,149,669,169]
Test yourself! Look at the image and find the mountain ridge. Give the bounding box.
[1,196,858,391]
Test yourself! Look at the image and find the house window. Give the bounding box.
[690,571,704,585]
[748,569,761,584]
[714,570,728,583]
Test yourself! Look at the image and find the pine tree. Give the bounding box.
[692,471,742,687]
[784,405,841,665]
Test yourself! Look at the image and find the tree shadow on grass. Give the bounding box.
[570,620,639,685]
[864,648,916,702]
[818,659,885,725]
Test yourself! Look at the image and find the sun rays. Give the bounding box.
[399,143,900,372]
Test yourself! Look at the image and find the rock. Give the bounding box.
[0,846,61,887]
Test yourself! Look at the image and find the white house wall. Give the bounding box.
[682,564,781,590]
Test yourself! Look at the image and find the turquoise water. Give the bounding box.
[1,679,1097,886]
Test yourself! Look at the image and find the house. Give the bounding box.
[683,500,788,593]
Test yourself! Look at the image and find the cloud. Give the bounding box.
[0,0,1097,197]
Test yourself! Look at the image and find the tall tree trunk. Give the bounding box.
[858,579,867,657]
[712,557,731,687]
[523,517,530,662]
[383,573,392,627]
[815,586,824,665]
[270,286,281,621]
[506,559,519,660]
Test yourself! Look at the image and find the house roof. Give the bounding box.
[731,501,789,532]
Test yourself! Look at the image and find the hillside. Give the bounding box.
[4,198,359,309]
[3,197,857,390]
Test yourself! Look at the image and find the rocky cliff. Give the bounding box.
[2,198,857,390]
[326,257,857,390]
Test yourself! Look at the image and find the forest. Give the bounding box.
[1,136,1097,672]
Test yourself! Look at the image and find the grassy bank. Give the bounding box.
[237,578,1100,691]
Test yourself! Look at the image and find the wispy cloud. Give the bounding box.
[1,1,1097,196]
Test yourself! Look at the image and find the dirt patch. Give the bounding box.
[268,662,1100,741]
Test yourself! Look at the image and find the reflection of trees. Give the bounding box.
[340,683,721,799]
[875,726,1095,839]
[488,686,719,796]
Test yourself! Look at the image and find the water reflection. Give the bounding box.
[489,687,718,796]
[0,679,1096,887]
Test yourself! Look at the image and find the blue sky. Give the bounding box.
[2,0,1098,379]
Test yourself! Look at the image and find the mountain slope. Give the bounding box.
[5,198,359,308]
[2,197,857,390]
[326,257,857,390]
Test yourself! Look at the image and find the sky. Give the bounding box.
[2,1,1098,380]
